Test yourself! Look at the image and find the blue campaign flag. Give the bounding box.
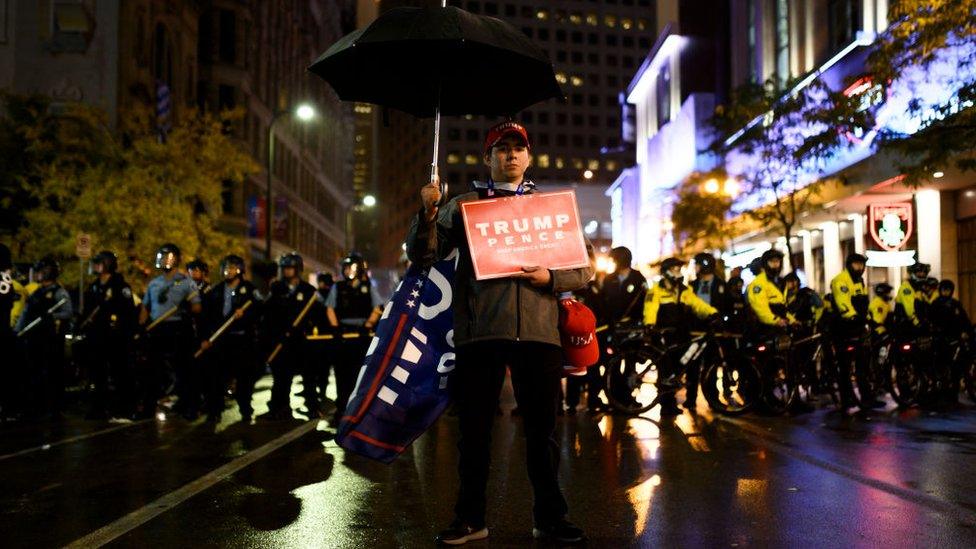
[336,250,458,463]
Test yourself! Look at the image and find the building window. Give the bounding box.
[571,31,583,44]
[538,112,550,124]
[538,28,549,41]
[623,36,634,48]
[557,50,567,62]
[537,154,550,168]
[606,34,618,47]
[572,51,583,63]
[464,154,478,165]
[572,135,584,147]
[557,134,567,146]
[774,0,790,85]
[447,152,460,164]
[505,4,515,17]
[538,133,550,146]
[466,129,479,141]
[218,9,236,63]
[572,114,584,125]
[556,29,566,42]
[828,0,861,53]
[746,0,758,82]
[588,52,599,64]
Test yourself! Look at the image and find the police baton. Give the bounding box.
[77,303,102,332]
[17,297,69,338]
[265,295,319,366]
[135,290,199,340]
[194,300,253,359]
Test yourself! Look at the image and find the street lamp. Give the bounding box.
[345,194,377,250]
[266,102,316,259]
[583,169,594,180]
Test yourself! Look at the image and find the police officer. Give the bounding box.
[80,251,138,419]
[691,252,729,316]
[199,254,257,422]
[139,243,202,419]
[894,262,931,329]
[1,244,29,420]
[307,272,336,411]
[326,252,383,424]
[783,273,824,325]
[869,283,894,335]
[829,253,879,409]
[725,276,747,324]
[574,246,645,413]
[931,279,971,403]
[746,249,794,331]
[186,259,211,293]
[262,252,320,420]
[15,256,73,418]
[643,257,718,415]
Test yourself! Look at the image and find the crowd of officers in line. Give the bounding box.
[568,245,971,415]
[0,243,383,424]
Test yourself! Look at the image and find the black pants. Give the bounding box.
[87,330,134,417]
[333,336,371,419]
[143,322,192,415]
[565,363,603,409]
[206,333,256,418]
[24,330,65,417]
[453,340,569,526]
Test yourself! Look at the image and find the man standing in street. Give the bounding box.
[81,251,138,420]
[199,254,257,422]
[408,121,593,545]
[15,256,73,419]
[139,243,202,419]
[325,252,383,425]
[261,252,320,420]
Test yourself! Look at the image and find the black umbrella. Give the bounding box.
[308,2,562,191]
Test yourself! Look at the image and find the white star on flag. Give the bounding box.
[410,290,420,298]
[406,299,416,308]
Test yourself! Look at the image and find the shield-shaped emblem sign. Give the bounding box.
[868,203,913,252]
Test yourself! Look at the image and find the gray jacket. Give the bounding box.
[406,187,594,348]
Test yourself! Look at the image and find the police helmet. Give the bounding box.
[155,243,181,270]
[925,277,939,289]
[747,257,763,276]
[728,276,745,293]
[340,252,367,280]
[845,252,868,273]
[694,252,716,275]
[660,257,685,283]
[278,252,304,274]
[939,279,955,295]
[609,247,633,272]
[0,243,11,271]
[317,272,334,287]
[220,254,246,279]
[874,282,893,297]
[907,262,930,277]
[761,249,784,277]
[34,256,60,282]
[782,272,800,287]
[186,259,209,274]
[92,250,118,274]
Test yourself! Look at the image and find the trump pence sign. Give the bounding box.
[460,190,589,280]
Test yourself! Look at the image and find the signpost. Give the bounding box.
[459,190,589,280]
[76,233,91,314]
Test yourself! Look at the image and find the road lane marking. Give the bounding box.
[65,420,320,548]
[0,419,153,462]
[717,416,976,526]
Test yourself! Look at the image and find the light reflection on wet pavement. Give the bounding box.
[1,375,975,548]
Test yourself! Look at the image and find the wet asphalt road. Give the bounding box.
[2,377,975,548]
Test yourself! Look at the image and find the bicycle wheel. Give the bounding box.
[701,356,759,415]
[964,355,976,403]
[888,351,921,407]
[604,347,667,415]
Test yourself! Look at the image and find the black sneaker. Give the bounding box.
[435,520,488,546]
[533,518,585,544]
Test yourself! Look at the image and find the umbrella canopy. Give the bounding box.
[308,6,563,118]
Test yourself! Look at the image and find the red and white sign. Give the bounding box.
[460,190,590,280]
[868,202,913,251]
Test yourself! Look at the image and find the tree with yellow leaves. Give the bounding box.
[1,93,259,291]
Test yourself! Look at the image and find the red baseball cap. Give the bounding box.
[558,298,599,375]
[483,121,530,155]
